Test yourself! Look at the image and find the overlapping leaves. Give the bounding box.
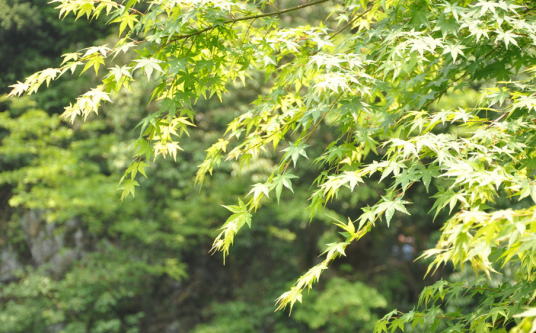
[8,0,536,331]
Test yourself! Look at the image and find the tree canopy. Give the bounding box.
[7,0,536,331]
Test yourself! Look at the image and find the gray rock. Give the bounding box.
[16,210,86,277]
[0,244,24,282]
[165,320,182,333]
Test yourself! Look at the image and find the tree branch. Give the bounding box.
[169,0,332,42]
[328,7,372,40]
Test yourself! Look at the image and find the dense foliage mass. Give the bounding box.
[0,3,428,331]
[5,0,536,331]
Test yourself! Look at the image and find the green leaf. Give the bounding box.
[434,15,459,37]
[120,178,139,200]
[223,199,252,228]
[418,164,440,193]
[282,142,310,167]
[133,58,164,80]
[248,183,270,201]
[272,174,298,203]
[376,196,411,227]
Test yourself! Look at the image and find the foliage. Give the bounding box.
[9,0,536,331]
[0,98,117,223]
[0,0,110,110]
[294,277,387,332]
[0,78,399,332]
[0,93,401,332]
[1,249,149,333]
[0,97,181,333]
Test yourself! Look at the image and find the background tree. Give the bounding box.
[0,2,437,332]
[5,0,536,332]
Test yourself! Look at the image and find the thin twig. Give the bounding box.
[485,111,509,129]
[329,7,372,40]
[169,0,332,42]
[267,2,280,11]
[423,45,501,109]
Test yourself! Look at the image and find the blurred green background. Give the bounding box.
[0,1,477,332]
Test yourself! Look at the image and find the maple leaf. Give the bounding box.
[282,142,310,167]
[7,81,29,97]
[133,58,164,80]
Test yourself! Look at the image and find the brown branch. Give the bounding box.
[301,92,343,142]
[423,45,501,110]
[389,314,461,320]
[128,7,145,16]
[329,7,372,40]
[169,0,332,42]
[485,111,509,129]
